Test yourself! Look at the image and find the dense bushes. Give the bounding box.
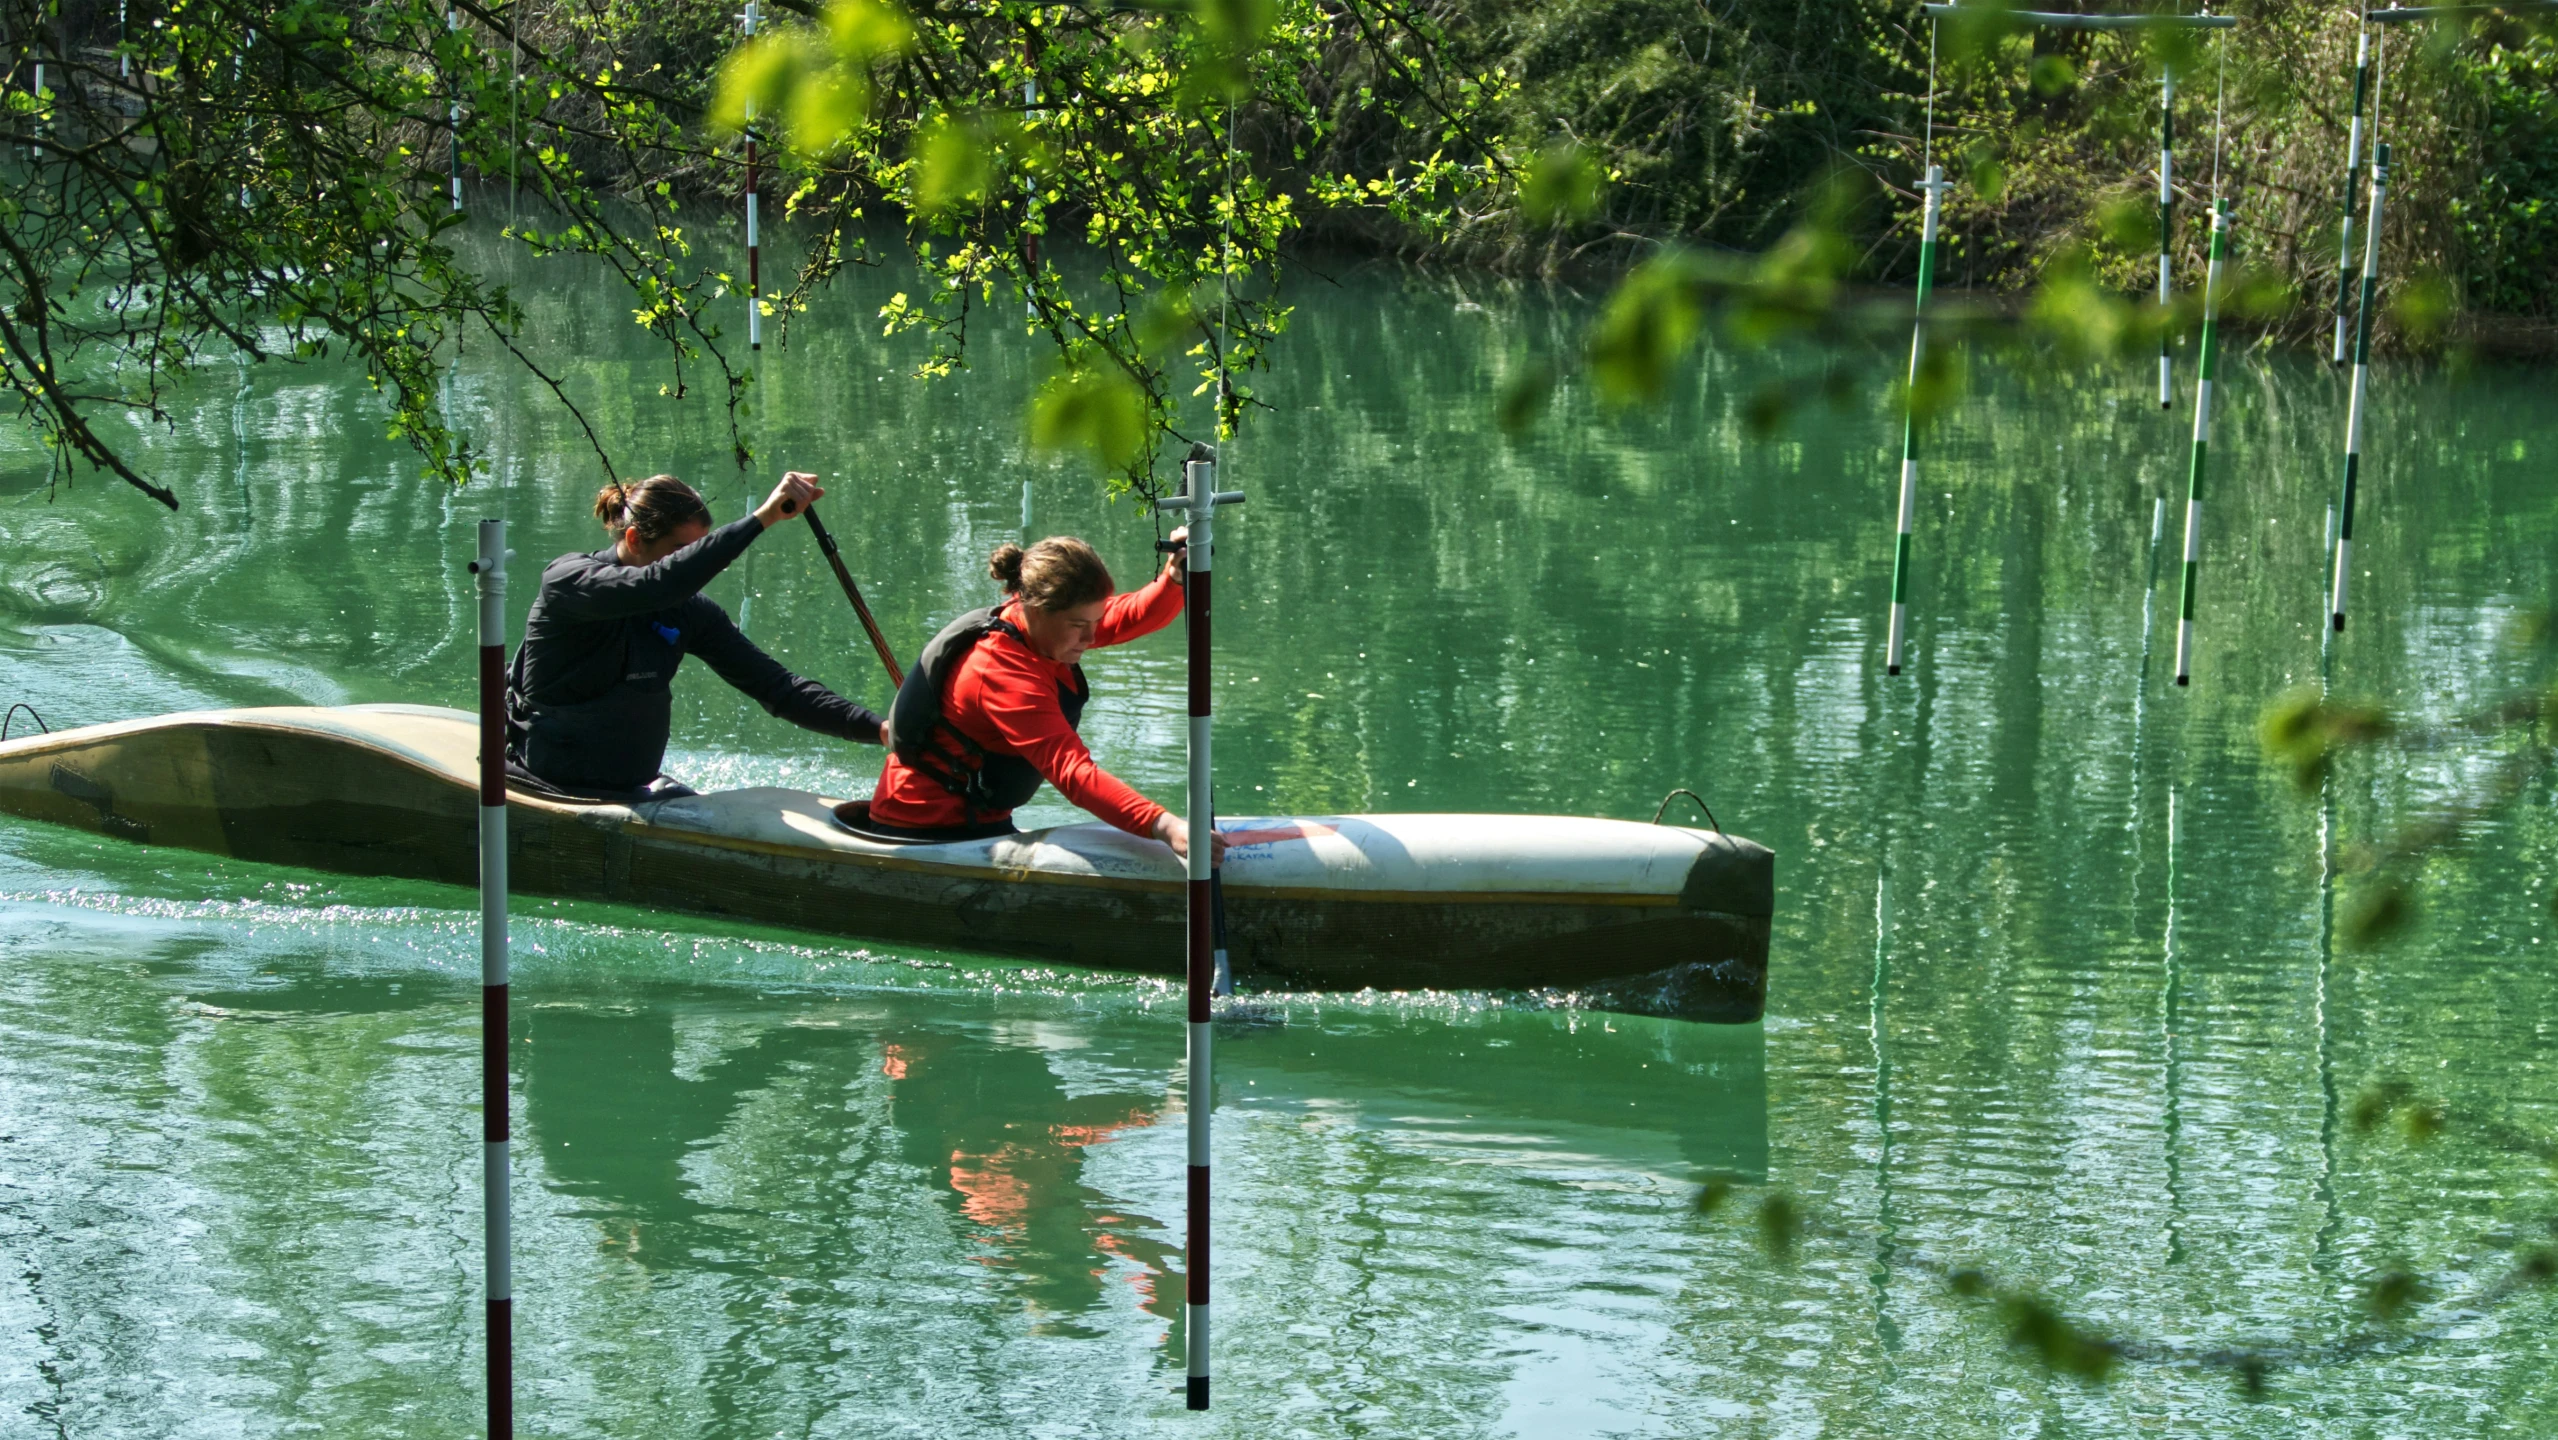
[1304,2,2556,331]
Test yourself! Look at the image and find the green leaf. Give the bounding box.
[2365,1269,2427,1321]
[1496,356,1554,435]
[1587,255,1704,404]
[2346,880,2410,946]
[787,65,876,156]
[1030,367,1153,474]
[710,33,814,138]
[1194,0,1277,49]
[1756,1192,1800,1260]
[2389,273,2458,345]
[1521,143,1604,224]
[912,120,992,218]
[826,0,915,62]
[2000,1296,2119,1380]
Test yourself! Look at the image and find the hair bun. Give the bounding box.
[595,475,703,542]
[987,542,1027,590]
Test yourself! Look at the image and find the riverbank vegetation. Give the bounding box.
[2,0,2551,507]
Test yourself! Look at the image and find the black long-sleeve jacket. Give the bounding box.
[506,516,882,793]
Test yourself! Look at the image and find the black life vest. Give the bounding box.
[505,612,688,794]
[888,603,1089,820]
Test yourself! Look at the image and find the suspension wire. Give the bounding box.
[2209,28,2226,201]
[509,0,519,219]
[1220,98,1235,439]
[1922,15,1939,173]
[2370,23,2387,159]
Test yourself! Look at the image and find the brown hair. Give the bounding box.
[989,537,1114,613]
[593,475,710,544]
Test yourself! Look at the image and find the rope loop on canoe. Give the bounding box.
[1651,788,1723,833]
[2,703,51,741]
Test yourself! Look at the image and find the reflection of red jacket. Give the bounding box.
[869,570,1185,836]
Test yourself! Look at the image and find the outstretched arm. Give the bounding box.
[541,516,764,623]
[541,473,824,624]
[1091,563,1187,648]
[977,666,1163,836]
[688,605,885,745]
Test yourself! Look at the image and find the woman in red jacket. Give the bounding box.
[861,533,1220,859]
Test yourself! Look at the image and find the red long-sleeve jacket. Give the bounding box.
[868,569,1185,836]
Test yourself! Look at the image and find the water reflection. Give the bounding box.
[5,243,2558,1432]
[876,1022,1175,1334]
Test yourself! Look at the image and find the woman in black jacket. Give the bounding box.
[506,471,883,802]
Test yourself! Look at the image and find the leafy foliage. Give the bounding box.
[3,0,1518,508]
[711,0,1518,498]
[2260,617,2558,945]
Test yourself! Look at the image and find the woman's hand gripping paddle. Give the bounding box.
[776,482,905,688]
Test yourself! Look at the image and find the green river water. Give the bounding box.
[4,247,2557,1436]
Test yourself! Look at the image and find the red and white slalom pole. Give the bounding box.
[1163,444,1241,1410]
[742,0,762,351]
[469,519,514,1439]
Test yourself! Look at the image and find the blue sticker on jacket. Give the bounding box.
[651,621,682,646]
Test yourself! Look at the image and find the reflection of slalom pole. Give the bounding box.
[1160,444,1243,1410]
[2156,64,2175,408]
[1210,834,1234,998]
[2161,782,2187,1266]
[2311,639,2343,1269]
[468,521,515,1440]
[1868,858,1899,1335]
[1885,165,1952,678]
[2133,496,2163,759]
[2330,29,2372,364]
[2330,144,2389,633]
[2172,201,2228,687]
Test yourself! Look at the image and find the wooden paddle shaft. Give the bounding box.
[797,503,904,686]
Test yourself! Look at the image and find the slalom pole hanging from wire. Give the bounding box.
[1207,96,1237,1005]
[2328,140,2387,632]
[2155,59,2175,408]
[1885,17,1949,678]
[1021,71,1040,320]
[741,0,762,351]
[509,0,521,219]
[448,5,463,212]
[2171,41,2230,687]
[2329,25,2371,363]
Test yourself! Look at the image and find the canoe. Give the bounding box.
[0,706,1773,1021]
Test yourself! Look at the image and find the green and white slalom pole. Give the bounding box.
[2331,29,2371,364]
[2330,143,2388,633]
[2156,64,2175,408]
[2172,200,2229,687]
[1886,165,1952,678]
